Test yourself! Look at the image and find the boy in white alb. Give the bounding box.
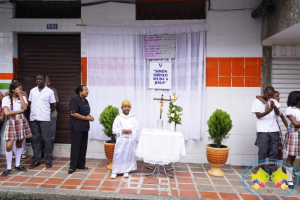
[111,100,138,179]
[252,86,281,174]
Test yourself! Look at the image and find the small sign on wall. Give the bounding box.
[144,35,176,59]
[47,24,58,29]
[149,61,172,89]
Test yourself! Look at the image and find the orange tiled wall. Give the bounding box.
[206,57,262,87]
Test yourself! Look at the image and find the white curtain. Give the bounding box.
[87,22,207,140]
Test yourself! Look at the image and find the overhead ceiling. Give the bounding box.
[262,22,300,46]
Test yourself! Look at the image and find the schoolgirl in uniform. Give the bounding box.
[282,91,300,189]
[1,82,32,177]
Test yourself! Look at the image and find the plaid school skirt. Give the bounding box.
[254,120,284,149]
[282,124,300,156]
[4,113,32,141]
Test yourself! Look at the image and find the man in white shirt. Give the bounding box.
[252,86,280,175]
[28,73,56,169]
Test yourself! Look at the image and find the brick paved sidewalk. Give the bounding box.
[0,155,299,200]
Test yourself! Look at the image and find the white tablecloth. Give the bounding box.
[136,128,186,165]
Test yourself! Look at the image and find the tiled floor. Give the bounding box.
[0,155,300,200]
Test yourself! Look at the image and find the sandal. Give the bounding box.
[68,169,76,174]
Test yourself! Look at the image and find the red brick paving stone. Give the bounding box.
[88,174,105,179]
[96,164,106,168]
[121,182,127,187]
[0,176,12,181]
[282,197,300,200]
[70,173,88,179]
[130,179,139,183]
[21,183,39,187]
[119,189,137,194]
[102,180,120,187]
[160,185,169,189]
[177,178,194,183]
[171,190,179,197]
[178,184,196,190]
[94,168,109,173]
[143,178,159,184]
[161,191,168,196]
[53,162,66,166]
[45,178,64,185]
[176,172,191,177]
[239,194,260,200]
[100,187,117,191]
[160,180,168,184]
[141,184,158,189]
[193,173,208,178]
[170,183,177,189]
[27,177,47,183]
[80,186,97,190]
[83,180,101,186]
[21,160,34,164]
[63,179,83,186]
[140,190,159,195]
[57,158,70,161]
[36,171,55,177]
[2,182,20,186]
[130,184,138,187]
[219,193,239,200]
[180,191,199,198]
[40,184,57,188]
[44,166,61,171]
[60,185,77,189]
[29,165,45,170]
[200,192,219,199]
[261,196,278,200]
[169,177,176,183]
[131,174,141,178]
[9,176,30,182]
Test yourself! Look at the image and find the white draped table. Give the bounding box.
[136,128,186,177]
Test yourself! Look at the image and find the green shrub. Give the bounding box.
[207,109,232,148]
[99,105,119,143]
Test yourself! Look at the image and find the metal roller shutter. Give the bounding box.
[18,34,81,144]
[272,45,300,129]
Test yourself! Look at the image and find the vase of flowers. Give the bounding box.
[167,92,183,132]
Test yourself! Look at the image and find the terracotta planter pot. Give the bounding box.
[206,144,230,177]
[103,140,116,170]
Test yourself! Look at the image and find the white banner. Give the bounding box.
[149,61,172,89]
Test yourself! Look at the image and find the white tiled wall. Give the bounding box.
[0,0,263,166]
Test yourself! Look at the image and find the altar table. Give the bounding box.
[136,128,186,177]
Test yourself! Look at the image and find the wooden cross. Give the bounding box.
[154,94,171,119]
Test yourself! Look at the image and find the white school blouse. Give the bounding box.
[252,98,281,132]
[2,95,27,111]
[285,106,300,124]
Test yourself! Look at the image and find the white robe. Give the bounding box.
[112,113,138,174]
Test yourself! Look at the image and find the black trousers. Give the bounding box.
[257,132,279,169]
[70,130,88,170]
[30,120,52,162]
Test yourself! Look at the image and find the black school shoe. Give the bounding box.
[46,161,52,168]
[1,169,12,177]
[29,161,41,169]
[15,165,27,171]
[288,181,294,189]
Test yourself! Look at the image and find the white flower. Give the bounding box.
[176,111,179,115]
[170,113,175,118]
[172,107,175,111]
[173,102,177,106]
[171,96,174,100]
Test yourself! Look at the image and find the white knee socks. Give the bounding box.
[286,167,294,182]
[6,151,12,170]
[15,148,22,167]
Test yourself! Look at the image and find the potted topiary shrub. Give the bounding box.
[206,109,232,177]
[99,105,119,170]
